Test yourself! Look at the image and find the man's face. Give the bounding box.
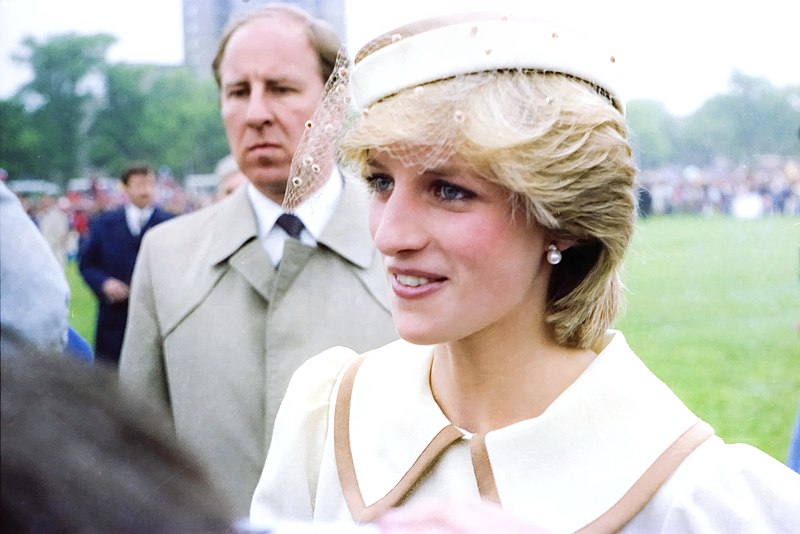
[218,15,326,204]
[125,172,156,209]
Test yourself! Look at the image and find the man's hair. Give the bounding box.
[339,71,637,350]
[0,354,233,532]
[120,163,153,185]
[211,3,342,88]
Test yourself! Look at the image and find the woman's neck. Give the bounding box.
[430,327,596,435]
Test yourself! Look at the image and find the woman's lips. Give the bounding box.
[390,271,446,299]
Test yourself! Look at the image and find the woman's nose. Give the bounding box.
[369,190,428,256]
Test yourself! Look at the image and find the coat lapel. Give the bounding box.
[159,188,273,335]
[318,177,374,269]
[319,177,390,312]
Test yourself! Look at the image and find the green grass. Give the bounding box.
[617,216,800,462]
[64,217,800,462]
[66,262,97,346]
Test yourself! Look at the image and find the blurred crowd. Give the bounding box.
[637,155,800,218]
[14,154,800,267]
[11,173,223,266]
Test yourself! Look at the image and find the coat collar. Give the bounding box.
[171,178,385,318]
[316,177,376,270]
[208,177,376,270]
[343,332,702,531]
[208,185,260,266]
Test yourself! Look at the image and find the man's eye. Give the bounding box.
[227,87,248,98]
[365,174,394,194]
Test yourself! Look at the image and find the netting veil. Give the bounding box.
[282,51,352,211]
[282,13,624,211]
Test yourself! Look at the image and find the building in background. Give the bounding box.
[183,0,346,80]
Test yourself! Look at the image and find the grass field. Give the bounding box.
[65,215,800,462]
[617,215,799,462]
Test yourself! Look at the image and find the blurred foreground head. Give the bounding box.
[0,355,233,533]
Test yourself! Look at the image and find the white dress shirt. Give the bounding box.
[247,170,343,266]
[125,204,154,236]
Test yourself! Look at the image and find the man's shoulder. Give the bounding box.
[88,207,125,230]
[92,206,123,221]
[144,202,222,244]
[152,206,176,222]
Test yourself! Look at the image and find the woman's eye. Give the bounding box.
[434,181,474,202]
[365,174,394,195]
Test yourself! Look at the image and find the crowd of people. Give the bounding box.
[2,4,799,533]
[637,155,800,218]
[13,151,798,269]
[14,153,799,276]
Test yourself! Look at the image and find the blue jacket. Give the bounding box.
[79,206,173,363]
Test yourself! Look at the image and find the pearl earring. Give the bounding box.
[546,244,562,265]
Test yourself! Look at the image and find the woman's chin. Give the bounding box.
[395,326,441,347]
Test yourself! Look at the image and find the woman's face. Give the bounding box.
[367,150,551,346]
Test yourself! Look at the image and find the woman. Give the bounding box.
[251,13,800,532]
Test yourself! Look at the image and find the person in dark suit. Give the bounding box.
[79,164,173,365]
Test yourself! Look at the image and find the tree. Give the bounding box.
[88,64,228,178]
[137,67,228,177]
[0,99,44,179]
[626,100,678,169]
[13,33,116,185]
[681,72,800,165]
[88,64,156,175]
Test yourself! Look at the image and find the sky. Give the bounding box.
[1,0,798,116]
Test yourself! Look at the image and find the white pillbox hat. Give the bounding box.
[351,13,625,113]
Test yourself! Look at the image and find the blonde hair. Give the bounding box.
[339,71,637,349]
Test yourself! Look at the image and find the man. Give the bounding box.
[119,5,396,517]
[36,194,71,269]
[79,164,172,364]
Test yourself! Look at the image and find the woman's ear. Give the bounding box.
[555,239,577,252]
[544,237,577,253]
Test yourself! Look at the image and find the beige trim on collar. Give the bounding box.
[335,355,463,522]
[334,351,714,530]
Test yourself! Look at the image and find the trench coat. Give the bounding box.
[119,180,397,516]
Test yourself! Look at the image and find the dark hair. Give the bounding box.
[0,355,233,533]
[120,163,153,185]
[211,3,342,88]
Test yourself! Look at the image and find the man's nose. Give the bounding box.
[245,91,275,127]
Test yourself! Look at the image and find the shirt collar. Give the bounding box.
[125,203,154,218]
[345,331,701,531]
[246,170,343,242]
[125,203,154,233]
[247,171,344,265]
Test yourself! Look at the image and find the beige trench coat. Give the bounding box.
[119,180,397,517]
